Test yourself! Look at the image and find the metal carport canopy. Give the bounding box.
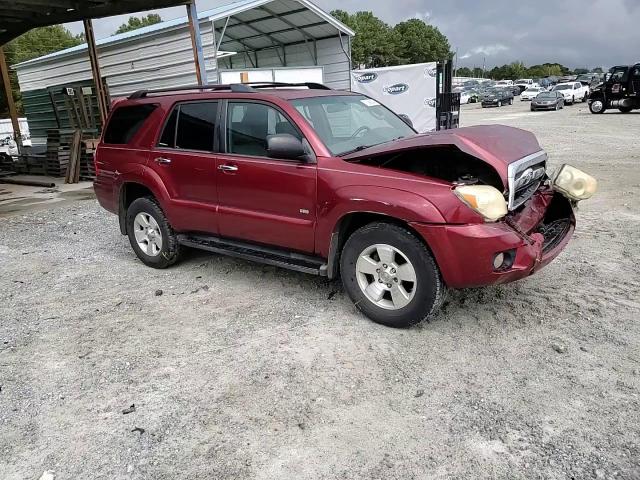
[207,0,354,61]
[0,0,205,152]
[0,0,196,45]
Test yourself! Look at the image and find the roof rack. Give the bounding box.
[128,82,332,100]
[241,82,332,90]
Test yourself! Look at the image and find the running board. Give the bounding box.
[177,234,328,276]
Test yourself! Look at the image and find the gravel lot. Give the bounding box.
[1,99,639,480]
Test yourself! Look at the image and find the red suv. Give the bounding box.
[94,82,596,328]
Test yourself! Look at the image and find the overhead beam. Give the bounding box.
[230,17,286,66]
[1,0,193,44]
[0,46,22,153]
[212,20,258,68]
[257,5,317,62]
[220,21,327,46]
[221,8,307,29]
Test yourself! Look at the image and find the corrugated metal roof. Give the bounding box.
[13,0,353,68]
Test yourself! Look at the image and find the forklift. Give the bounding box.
[588,63,640,114]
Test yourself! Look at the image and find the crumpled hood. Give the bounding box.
[343,125,544,186]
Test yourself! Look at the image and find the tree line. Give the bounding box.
[456,62,604,80]
[330,10,452,68]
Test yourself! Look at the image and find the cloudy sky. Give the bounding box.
[66,0,640,69]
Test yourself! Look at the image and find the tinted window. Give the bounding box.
[158,108,178,148]
[104,104,157,144]
[176,102,218,151]
[227,102,300,157]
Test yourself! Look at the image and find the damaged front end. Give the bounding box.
[343,126,596,288]
[412,183,579,289]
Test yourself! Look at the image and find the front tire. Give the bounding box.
[126,197,181,269]
[619,106,633,113]
[340,223,445,328]
[589,99,606,114]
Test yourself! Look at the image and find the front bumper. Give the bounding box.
[531,103,557,110]
[412,189,575,289]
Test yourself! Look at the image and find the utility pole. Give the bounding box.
[453,47,458,78]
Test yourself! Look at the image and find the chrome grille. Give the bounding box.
[507,151,548,210]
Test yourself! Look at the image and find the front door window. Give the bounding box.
[226,102,301,158]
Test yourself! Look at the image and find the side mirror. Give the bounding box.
[267,134,306,161]
[398,114,414,128]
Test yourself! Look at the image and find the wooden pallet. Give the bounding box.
[45,129,99,180]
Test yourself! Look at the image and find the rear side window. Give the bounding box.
[158,102,218,152]
[104,104,157,144]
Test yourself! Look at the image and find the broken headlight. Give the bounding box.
[454,185,508,222]
[552,164,597,201]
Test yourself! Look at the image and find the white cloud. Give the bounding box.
[460,44,509,59]
[410,11,432,22]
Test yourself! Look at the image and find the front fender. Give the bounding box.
[316,185,447,258]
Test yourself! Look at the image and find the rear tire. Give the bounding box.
[126,197,181,269]
[340,223,445,328]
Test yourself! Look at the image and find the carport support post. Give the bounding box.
[0,46,23,153]
[187,0,207,85]
[83,19,109,127]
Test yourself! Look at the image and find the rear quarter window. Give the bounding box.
[103,104,157,144]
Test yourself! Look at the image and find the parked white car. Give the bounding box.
[552,82,589,105]
[515,78,540,90]
[460,91,471,104]
[495,80,514,86]
[520,87,546,101]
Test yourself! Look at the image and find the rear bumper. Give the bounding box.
[94,173,118,214]
[412,190,575,289]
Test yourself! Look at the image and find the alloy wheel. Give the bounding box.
[133,212,163,257]
[355,244,417,310]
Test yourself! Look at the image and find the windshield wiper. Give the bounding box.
[339,144,373,157]
[340,136,407,158]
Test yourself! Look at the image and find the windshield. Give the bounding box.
[554,84,572,90]
[291,95,415,156]
[608,67,628,82]
[526,87,541,92]
[537,92,555,98]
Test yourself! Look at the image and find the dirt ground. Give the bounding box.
[1,100,639,480]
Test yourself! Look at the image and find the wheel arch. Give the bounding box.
[118,182,157,235]
[326,211,437,280]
